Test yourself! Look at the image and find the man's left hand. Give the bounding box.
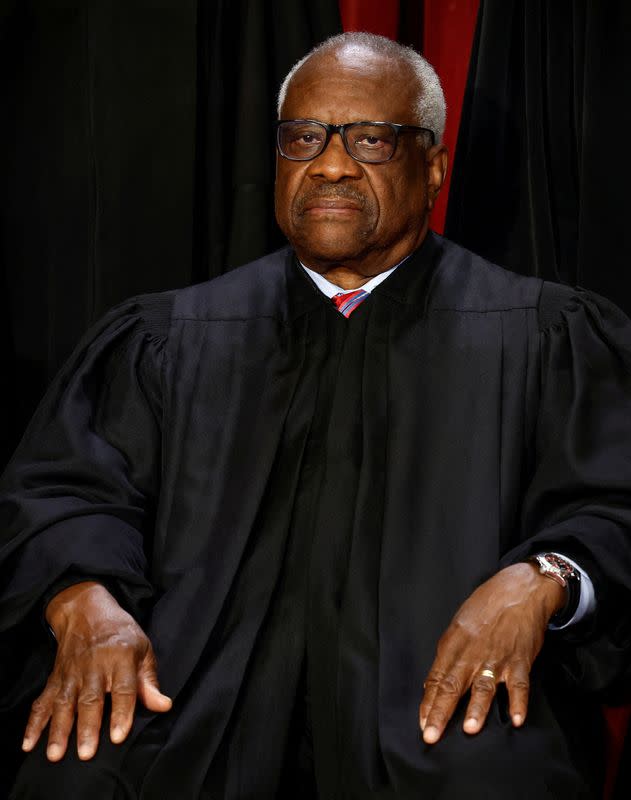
[419,562,565,744]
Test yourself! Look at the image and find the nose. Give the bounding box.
[305,131,364,183]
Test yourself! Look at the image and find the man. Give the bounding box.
[2,32,631,799]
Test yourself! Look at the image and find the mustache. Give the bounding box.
[294,186,368,214]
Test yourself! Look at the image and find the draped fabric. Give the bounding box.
[0,0,341,470]
[339,0,399,39]
[0,0,199,465]
[445,0,631,316]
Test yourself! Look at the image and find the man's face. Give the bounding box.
[274,47,446,277]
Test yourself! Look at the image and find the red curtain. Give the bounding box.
[339,0,400,39]
[338,0,479,234]
[421,1,479,233]
[605,706,631,798]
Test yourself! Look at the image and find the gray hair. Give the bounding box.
[276,32,446,144]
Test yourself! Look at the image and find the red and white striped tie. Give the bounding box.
[331,289,368,318]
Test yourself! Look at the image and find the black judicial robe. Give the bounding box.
[2,232,631,798]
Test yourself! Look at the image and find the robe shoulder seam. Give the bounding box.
[428,305,538,314]
[537,281,580,332]
[171,315,287,324]
[103,291,175,342]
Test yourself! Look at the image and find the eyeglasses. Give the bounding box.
[275,119,435,164]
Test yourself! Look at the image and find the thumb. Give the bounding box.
[137,653,172,712]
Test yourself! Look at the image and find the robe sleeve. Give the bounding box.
[0,292,174,638]
[501,283,631,698]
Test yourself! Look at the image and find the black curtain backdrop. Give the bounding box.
[445,0,631,317]
[0,0,341,471]
[397,1,424,55]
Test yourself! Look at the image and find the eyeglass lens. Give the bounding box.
[278,121,398,163]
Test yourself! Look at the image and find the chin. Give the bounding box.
[290,223,372,265]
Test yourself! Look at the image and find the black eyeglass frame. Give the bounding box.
[275,119,436,164]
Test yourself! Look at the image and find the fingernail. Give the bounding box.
[420,717,426,730]
[424,726,440,744]
[47,744,62,760]
[512,713,524,726]
[78,743,93,759]
[22,738,32,751]
[111,725,125,743]
[464,716,478,730]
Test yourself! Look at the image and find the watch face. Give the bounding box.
[534,554,578,585]
[544,555,574,576]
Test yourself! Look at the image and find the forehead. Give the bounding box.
[282,46,418,125]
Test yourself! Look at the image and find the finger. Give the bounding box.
[46,679,79,761]
[22,682,59,752]
[76,674,106,760]
[419,671,443,731]
[422,671,466,744]
[137,652,172,713]
[506,661,530,727]
[463,670,497,734]
[109,668,138,745]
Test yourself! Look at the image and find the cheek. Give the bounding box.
[370,176,409,223]
[389,169,427,216]
[367,170,428,237]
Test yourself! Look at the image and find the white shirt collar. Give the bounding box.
[299,257,408,298]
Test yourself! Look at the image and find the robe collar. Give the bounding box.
[285,230,443,322]
[371,230,443,311]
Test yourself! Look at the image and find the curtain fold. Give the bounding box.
[445,0,631,315]
[0,0,340,468]
[0,0,200,466]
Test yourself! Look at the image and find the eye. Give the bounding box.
[346,125,396,162]
[288,127,325,147]
[298,132,323,145]
[355,134,387,149]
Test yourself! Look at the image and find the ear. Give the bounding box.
[426,144,449,211]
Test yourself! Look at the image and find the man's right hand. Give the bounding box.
[22,581,172,762]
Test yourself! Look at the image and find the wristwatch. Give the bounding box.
[530,553,579,588]
[529,553,581,625]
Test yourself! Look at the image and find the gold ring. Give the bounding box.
[479,669,496,680]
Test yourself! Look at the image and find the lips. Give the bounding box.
[303,198,362,211]
[299,192,366,220]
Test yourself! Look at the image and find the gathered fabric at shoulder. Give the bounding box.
[0,290,176,629]
[539,281,631,369]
